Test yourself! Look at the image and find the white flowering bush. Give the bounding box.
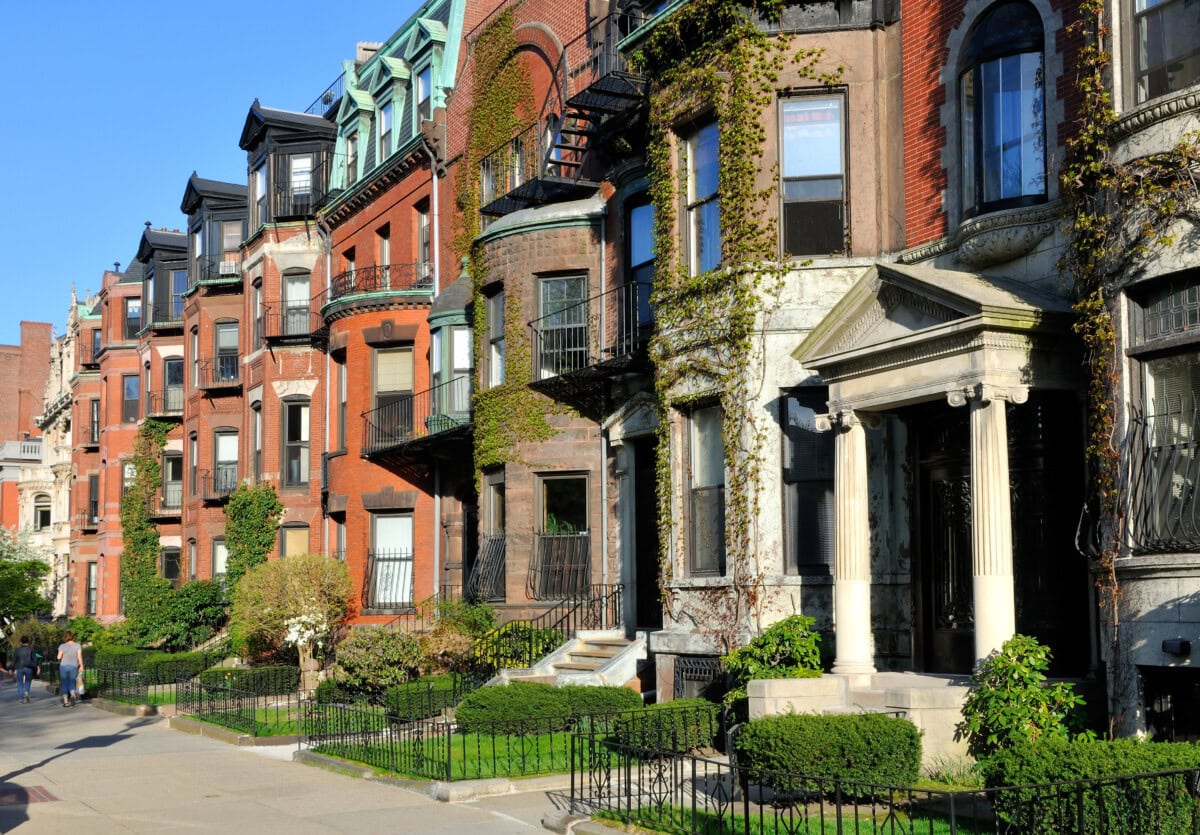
[230,554,351,662]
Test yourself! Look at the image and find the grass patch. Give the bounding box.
[596,802,995,835]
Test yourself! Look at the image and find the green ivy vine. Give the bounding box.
[1060,0,1200,732]
[456,10,559,486]
[119,419,173,629]
[636,0,841,643]
[224,482,283,588]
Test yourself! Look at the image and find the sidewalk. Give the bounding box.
[0,682,573,833]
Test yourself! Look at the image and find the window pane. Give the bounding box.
[979,51,1044,203]
[540,276,586,323]
[213,541,228,575]
[630,201,655,268]
[376,349,413,393]
[286,403,309,443]
[283,526,308,557]
[961,68,977,210]
[691,122,719,201]
[452,327,472,370]
[375,514,414,550]
[695,198,721,274]
[223,221,242,252]
[216,322,238,352]
[216,432,238,462]
[781,98,842,178]
[543,476,588,531]
[431,330,443,375]
[692,406,724,488]
[783,393,835,571]
[291,155,313,195]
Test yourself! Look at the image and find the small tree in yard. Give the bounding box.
[0,528,51,625]
[955,634,1090,760]
[230,554,352,689]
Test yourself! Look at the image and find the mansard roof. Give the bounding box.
[239,99,337,151]
[180,172,248,215]
[135,228,187,263]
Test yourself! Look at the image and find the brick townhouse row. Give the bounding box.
[32,0,1200,731]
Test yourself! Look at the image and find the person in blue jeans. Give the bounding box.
[12,636,37,703]
[57,631,83,707]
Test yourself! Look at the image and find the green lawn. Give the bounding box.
[595,803,995,835]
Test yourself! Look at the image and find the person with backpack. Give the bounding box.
[12,636,38,704]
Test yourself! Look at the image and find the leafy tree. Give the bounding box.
[229,553,351,663]
[955,634,1090,760]
[66,616,104,644]
[224,483,283,587]
[0,528,51,626]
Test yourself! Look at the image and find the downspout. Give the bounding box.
[599,211,609,619]
[317,211,333,560]
[421,136,443,593]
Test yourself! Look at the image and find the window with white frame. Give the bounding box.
[345,132,359,186]
[251,401,263,481]
[170,269,187,319]
[687,404,726,575]
[253,162,268,225]
[1133,0,1200,103]
[487,291,506,387]
[188,539,197,581]
[124,297,141,340]
[34,494,50,531]
[959,1,1046,219]
[289,154,313,214]
[370,513,414,608]
[282,272,310,335]
[417,65,432,122]
[780,96,846,256]
[122,374,139,423]
[417,201,431,283]
[222,220,242,261]
[283,399,310,486]
[212,538,228,578]
[336,355,348,450]
[378,101,394,159]
[686,120,720,274]
[86,562,98,615]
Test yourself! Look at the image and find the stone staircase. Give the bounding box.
[504,629,647,688]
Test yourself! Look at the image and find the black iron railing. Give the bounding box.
[145,301,184,328]
[147,387,184,417]
[529,282,652,381]
[478,120,583,210]
[528,532,591,599]
[262,305,320,339]
[74,511,100,531]
[199,466,238,501]
[305,72,344,117]
[198,356,240,389]
[79,340,99,367]
[361,376,472,455]
[365,549,415,610]
[1127,401,1200,553]
[388,585,464,634]
[194,255,242,285]
[79,422,99,447]
[562,12,647,99]
[572,736,1200,835]
[466,534,507,602]
[177,677,308,737]
[464,584,621,683]
[160,481,183,510]
[323,263,433,304]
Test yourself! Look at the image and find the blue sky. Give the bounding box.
[0,0,421,346]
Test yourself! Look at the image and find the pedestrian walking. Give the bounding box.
[56,632,83,708]
[11,636,37,704]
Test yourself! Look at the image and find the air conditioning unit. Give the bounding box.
[219,261,240,276]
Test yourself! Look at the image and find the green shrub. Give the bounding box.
[8,617,64,655]
[436,599,497,638]
[66,616,104,645]
[454,681,572,733]
[384,675,464,721]
[722,615,822,705]
[135,651,212,685]
[197,666,300,695]
[561,684,642,718]
[332,627,423,700]
[470,623,564,675]
[314,678,354,704]
[611,699,720,753]
[734,713,921,791]
[983,737,1200,834]
[150,580,228,651]
[93,646,152,672]
[955,634,1088,760]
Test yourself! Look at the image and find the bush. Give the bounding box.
[454,681,572,733]
[314,678,357,705]
[612,699,720,754]
[982,737,1200,834]
[332,627,423,700]
[436,599,497,638]
[562,684,642,717]
[229,553,351,661]
[722,615,822,705]
[93,646,152,672]
[197,666,301,696]
[955,634,1088,760]
[135,651,214,685]
[734,713,921,791]
[419,622,476,674]
[66,616,104,645]
[384,675,464,721]
[150,580,228,651]
[468,623,564,677]
[8,617,63,656]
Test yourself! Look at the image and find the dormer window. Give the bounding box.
[288,154,313,215]
[345,133,359,186]
[958,1,1046,220]
[417,66,432,122]
[379,101,394,159]
[253,162,268,226]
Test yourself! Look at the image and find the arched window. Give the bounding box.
[959,1,1046,219]
[33,494,51,531]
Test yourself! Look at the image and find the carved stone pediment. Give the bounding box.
[826,284,962,356]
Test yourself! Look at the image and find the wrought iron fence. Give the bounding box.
[199,466,238,500]
[300,701,706,783]
[365,549,415,610]
[194,255,242,284]
[177,678,309,738]
[160,481,183,510]
[562,11,647,98]
[262,305,320,339]
[466,534,507,602]
[361,376,472,454]
[147,387,184,417]
[529,532,591,599]
[571,734,1200,835]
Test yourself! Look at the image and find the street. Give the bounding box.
[0,683,560,833]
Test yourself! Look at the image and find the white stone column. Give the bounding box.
[949,383,1027,666]
[828,410,877,680]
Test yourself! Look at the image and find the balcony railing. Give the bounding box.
[79,341,99,368]
[197,356,241,390]
[562,12,648,107]
[361,376,473,456]
[364,549,415,610]
[1128,399,1200,553]
[74,511,100,531]
[529,282,653,382]
[262,305,321,340]
[270,157,341,221]
[147,387,184,418]
[322,263,433,304]
[193,255,242,286]
[79,423,99,447]
[145,301,184,329]
[527,532,591,600]
[479,120,593,216]
[199,466,238,501]
[156,482,183,514]
[305,71,344,117]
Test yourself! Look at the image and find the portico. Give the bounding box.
[797,262,1083,675]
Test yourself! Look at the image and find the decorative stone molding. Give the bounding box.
[1113,87,1200,141]
[898,201,1064,267]
[946,382,1030,407]
[363,320,419,345]
[362,487,418,510]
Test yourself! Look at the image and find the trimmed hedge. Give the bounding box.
[93,647,152,672]
[611,699,720,754]
[136,651,211,685]
[983,738,1200,834]
[734,713,921,790]
[562,684,642,717]
[197,666,300,696]
[455,682,572,733]
[384,675,464,721]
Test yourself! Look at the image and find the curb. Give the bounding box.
[167,715,300,747]
[88,698,161,718]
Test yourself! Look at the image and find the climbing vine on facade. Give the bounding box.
[224,482,283,588]
[1060,0,1200,731]
[456,9,559,484]
[119,419,173,630]
[636,0,841,643]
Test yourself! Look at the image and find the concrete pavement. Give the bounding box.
[0,681,574,834]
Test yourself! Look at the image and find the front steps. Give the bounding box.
[502,629,647,688]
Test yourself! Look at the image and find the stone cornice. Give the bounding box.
[1112,86,1200,141]
[322,293,433,324]
[898,201,1065,266]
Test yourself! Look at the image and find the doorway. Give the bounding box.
[632,437,663,629]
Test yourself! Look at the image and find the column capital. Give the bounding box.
[946,383,1030,408]
[819,409,884,431]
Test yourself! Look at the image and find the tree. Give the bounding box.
[229,554,352,687]
[224,483,283,587]
[0,528,51,627]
